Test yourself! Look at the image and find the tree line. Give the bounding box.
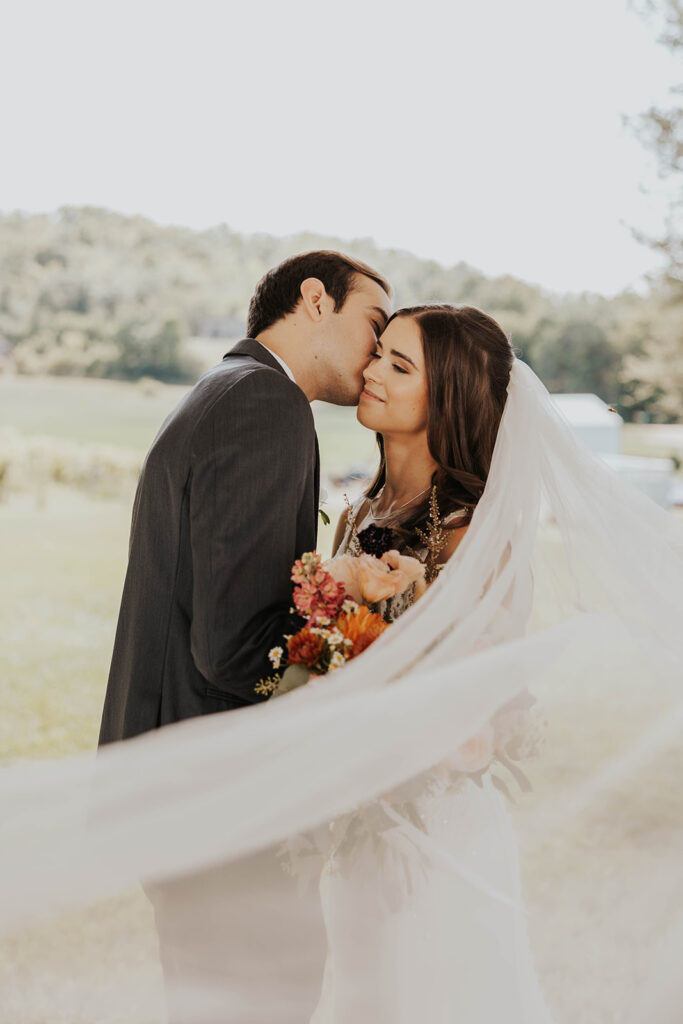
[0,204,680,421]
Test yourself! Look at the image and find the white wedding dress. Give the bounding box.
[305,501,554,1022]
[1,359,682,1024]
[309,777,554,1023]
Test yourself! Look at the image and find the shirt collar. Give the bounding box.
[254,341,296,384]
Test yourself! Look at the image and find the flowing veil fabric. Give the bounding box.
[1,360,683,1023]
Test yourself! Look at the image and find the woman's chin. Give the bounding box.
[356,402,380,430]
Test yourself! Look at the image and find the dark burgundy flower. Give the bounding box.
[358,524,395,557]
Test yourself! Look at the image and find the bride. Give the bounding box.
[311,304,553,1022]
[1,305,682,1024]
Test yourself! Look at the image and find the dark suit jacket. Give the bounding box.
[98,339,319,745]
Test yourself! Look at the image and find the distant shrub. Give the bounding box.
[0,428,142,499]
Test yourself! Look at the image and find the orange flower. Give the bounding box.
[287,627,324,667]
[337,606,389,658]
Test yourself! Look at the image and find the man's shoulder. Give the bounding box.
[184,358,313,456]
[199,356,309,415]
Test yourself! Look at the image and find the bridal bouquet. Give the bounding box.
[255,549,425,698]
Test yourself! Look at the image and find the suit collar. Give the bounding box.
[224,338,288,379]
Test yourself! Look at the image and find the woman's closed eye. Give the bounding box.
[370,349,409,374]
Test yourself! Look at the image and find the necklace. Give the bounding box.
[368,484,431,522]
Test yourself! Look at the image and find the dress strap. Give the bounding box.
[443,508,469,526]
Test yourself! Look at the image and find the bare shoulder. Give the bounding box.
[437,523,470,564]
[331,497,370,556]
[332,507,351,556]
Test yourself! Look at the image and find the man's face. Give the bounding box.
[322,275,392,405]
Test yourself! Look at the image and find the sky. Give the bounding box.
[1,0,679,295]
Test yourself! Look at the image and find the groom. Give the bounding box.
[98,250,391,746]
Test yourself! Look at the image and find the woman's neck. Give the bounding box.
[377,433,438,509]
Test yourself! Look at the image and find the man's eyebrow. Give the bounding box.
[369,306,389,327]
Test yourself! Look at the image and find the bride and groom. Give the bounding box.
[4,247,678,1023]
[99,250,391,742]
[99,249,508,745]
[96,249,557,1022]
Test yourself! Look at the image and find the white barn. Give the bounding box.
[551,393,674,508]
[551,393,622,454]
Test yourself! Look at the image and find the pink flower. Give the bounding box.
[325,551,426,605]
[291,552,322,584]
[318,575,343,601]
[324,554,363,604]
[292,561,346,623]
[380,550,426,599]
[356,554,404,603]
[293,579,318,615]
[445,723,495,774]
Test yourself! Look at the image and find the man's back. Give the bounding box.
[99,340,319,745]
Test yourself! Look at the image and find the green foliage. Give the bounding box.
[630,0,683,288]
[533,320,620,399]
[0,206,681,419]
[618,285,683,420]
[621,1,683,420]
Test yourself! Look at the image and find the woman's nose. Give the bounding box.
[363,361,380,383]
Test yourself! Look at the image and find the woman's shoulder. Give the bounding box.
[438,524,471,565]
[332,496,368,556]
[442,508,469,527]
[437,509,470,564]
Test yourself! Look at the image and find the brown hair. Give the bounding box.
[247,250,390,338]
[368,304,515,542]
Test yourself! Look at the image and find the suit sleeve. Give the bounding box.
[188,370,316,703]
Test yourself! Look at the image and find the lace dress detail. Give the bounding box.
[334,495,467,623]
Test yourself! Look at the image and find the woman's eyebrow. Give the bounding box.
[375,338,417,368]
[390,348,417,368]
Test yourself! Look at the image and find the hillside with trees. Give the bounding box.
[0,204,680,421]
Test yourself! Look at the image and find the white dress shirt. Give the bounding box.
[255,341,296,384]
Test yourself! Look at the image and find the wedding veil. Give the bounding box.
[1,359,682,1023]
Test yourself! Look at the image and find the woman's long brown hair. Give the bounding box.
[367,304,515,543]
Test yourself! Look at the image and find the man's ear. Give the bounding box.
[299,278,332,322]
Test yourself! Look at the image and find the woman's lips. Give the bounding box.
[360,387,384,402]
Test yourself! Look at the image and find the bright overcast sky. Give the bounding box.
[1,0,678,295]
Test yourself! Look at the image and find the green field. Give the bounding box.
[0,374,377,759]
[1,374,682,1023]
[0,373,378,470]
[1,372,681,762]
[3,371,682,471]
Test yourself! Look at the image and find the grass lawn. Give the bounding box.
[1,373,681,760]
[1,374,682,1023]
[0,373,377,472]
[0,490,130,758]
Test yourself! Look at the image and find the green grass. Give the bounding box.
[0,376,378,759]
[0,490,130,758]
[1,376,681,1022]
[622,422,683,467]
[0,374,377,472]
[1,374,680,762]
[0,375,186,451]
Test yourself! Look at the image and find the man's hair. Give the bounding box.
[246,250,390,338]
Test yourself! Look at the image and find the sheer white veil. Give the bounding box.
[2,359,682,1023]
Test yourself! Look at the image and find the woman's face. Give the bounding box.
[357,316,429,436]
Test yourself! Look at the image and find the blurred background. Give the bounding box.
[0,3,682,1020]
[0,0,681,756]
